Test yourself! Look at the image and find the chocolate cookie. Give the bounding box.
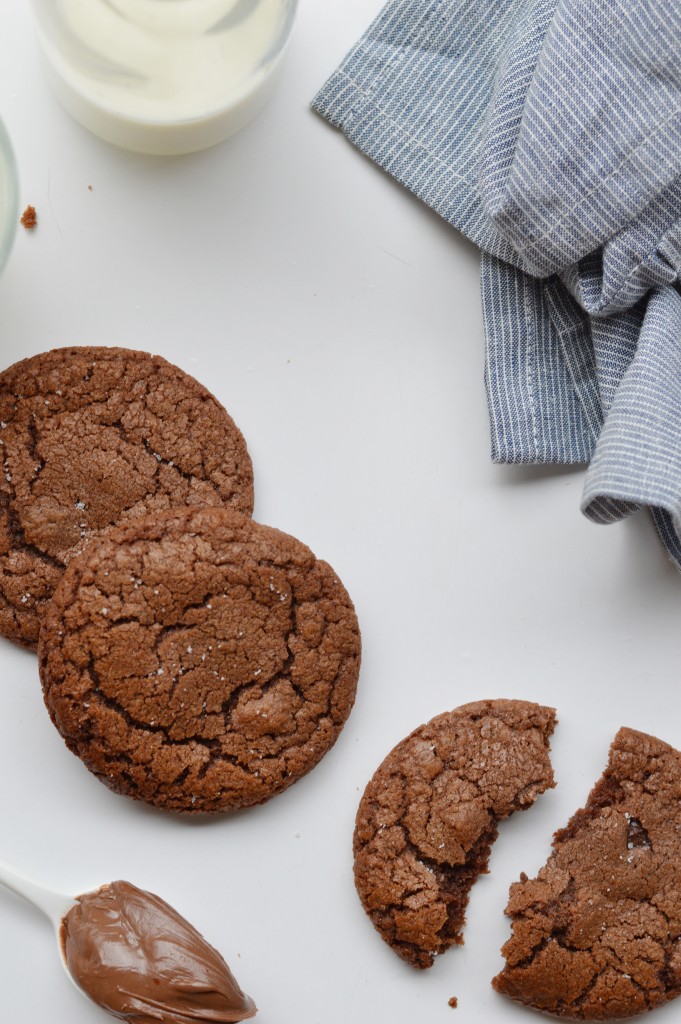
[39,506,361,813]
[353,699,556,968]
[0,346,254,647]
[493,727,681,1020]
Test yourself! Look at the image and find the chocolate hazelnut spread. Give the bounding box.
[60,881,256,1024]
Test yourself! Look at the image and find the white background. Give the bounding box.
[1,3,681,1023]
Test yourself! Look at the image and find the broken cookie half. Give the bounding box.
[493,727,681,1020]
[353,699,557,968]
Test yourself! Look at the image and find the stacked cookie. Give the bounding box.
[0,346,361,813]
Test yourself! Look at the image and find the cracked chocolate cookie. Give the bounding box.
[353,699,556,968]
[0,346,254,647]
[39,506,361,813]
[493,727,681,1020]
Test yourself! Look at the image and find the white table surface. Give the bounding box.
[1,4,680,1024]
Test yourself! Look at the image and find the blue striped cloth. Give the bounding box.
[313,0,681,569]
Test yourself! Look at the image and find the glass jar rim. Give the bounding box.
[0,115,19,279]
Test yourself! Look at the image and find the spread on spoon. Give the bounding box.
[60,880,256,1024]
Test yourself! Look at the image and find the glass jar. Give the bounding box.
[31,0,298,155]
[0,116,18,279]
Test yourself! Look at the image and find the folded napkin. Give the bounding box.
[313,0,681,568]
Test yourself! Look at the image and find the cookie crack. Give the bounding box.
[194,741,248,779]
[26,415,45,478]
[64,592,345,762]
[84,657,214,754]
[140,436,222,498]
[661,941,681,995]
[3,498,65,573]
[626,815,652,852]
[0,590,20,628]
[569,962,655,1013]
[378,817,499,958]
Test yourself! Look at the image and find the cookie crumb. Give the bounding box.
[20,205,37,230]
[448,997,458,1009]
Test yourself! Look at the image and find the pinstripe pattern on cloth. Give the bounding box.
[313,0,681,569]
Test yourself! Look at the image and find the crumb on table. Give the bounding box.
[20,205,37,230]
[448,997,458,1009]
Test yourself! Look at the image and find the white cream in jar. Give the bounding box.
[32,0,296,154]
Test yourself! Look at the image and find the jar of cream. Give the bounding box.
[31,0,298,155]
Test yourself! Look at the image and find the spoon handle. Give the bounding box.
[0,859,75,929]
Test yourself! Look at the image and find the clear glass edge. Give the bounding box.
[0,116,19,279]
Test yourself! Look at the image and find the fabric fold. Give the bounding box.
[481,0,681,278]
[482,255,599,465]
[313,0,681,569]
[582,285,681,545]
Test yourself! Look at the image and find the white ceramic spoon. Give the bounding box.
[0,861,258,1023]
[0,859,81,992]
